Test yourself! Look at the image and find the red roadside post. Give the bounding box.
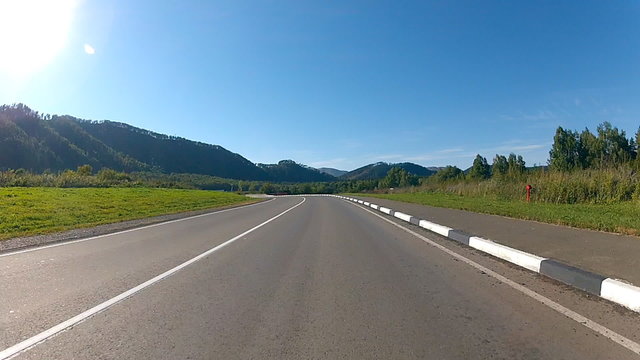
[526,184,532,202]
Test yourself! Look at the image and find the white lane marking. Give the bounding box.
[0,198,306,360]
[347,201,640,356]
[0,198,275,258]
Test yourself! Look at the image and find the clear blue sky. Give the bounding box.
[1,0,638,170]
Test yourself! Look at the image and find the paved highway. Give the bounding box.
[1,196,639,359]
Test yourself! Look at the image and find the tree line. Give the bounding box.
[549,122,638,171]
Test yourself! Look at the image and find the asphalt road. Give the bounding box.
[1,196,639,359]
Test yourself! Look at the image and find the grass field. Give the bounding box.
[353,192,640,236]
[0,187,258,240]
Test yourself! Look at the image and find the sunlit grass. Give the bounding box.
[0,187,257,240]
[352,192,640,236]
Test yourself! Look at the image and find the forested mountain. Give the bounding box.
[259,160,336,182]
[0,104,139,173]
[317,167,348,177]
[340,162,435,180]
[0,104,334,182]
[72,119,268,180]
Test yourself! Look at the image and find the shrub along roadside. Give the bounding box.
[0,187,256,241]
[417,166,639,204]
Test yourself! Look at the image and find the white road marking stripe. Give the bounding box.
[349,202,640,356]
[0,198,275,258]
[0,198,306,360]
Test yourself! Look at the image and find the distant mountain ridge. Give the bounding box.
[0,104,440,183]
[0,104,334,182]
[317,167,348,177]
[259,160,336,182]
[340,162,435,180]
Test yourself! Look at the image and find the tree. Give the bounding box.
[491,154,508,177]
[549,127,580,171]
[433,166,463,182]
[508,154,526,175]
[379,167,419,188]
[635,127,640,168]
[468,154,490,180]
[77,164,93,176]
[260,183,275,194]
[577,128,599,169]
[595,122,633,167]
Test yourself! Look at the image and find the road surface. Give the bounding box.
[1,196,639,359]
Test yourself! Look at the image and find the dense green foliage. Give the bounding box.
[382,121,640,206]
[414,167,640,204]
[0,187,255,240]
[468,154,491,180]
[0,104,335,182]
[549,122,637,171]
[0,167,273,191]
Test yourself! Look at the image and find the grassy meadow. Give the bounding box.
[0,187,257,241]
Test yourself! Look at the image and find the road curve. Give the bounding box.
[1,196,639,359]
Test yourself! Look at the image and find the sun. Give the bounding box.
[0,0,78,78]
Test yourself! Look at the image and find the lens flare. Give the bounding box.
[0,0,78,78]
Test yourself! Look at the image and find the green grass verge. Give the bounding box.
[0,187,258,241]
[350,192,640,236]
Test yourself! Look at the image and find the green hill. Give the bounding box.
[0,104,334,182]
[341,162,435,180]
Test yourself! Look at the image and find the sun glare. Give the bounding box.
[84,43,95,55]
[0,0,78,78]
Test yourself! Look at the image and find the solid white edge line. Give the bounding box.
[0,198,276,258]
[0,197,306,360]
[345,200,640,356]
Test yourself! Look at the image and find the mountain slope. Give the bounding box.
[0,104,336,182]
[341,162,435,180]
[317,167,348,177]
[48,116,150,172]
[74,119,268,180]
[259,160,336,182]
[0,105,96,172]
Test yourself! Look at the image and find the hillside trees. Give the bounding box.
[432,166,464,182]
[378,167,419,188]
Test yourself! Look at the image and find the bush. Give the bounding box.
[400,166,640,204]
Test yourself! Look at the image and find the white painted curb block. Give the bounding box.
[601,279,640,312]
[393,212,413,223]
[418,219,452,237]
[468,236,544,273]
